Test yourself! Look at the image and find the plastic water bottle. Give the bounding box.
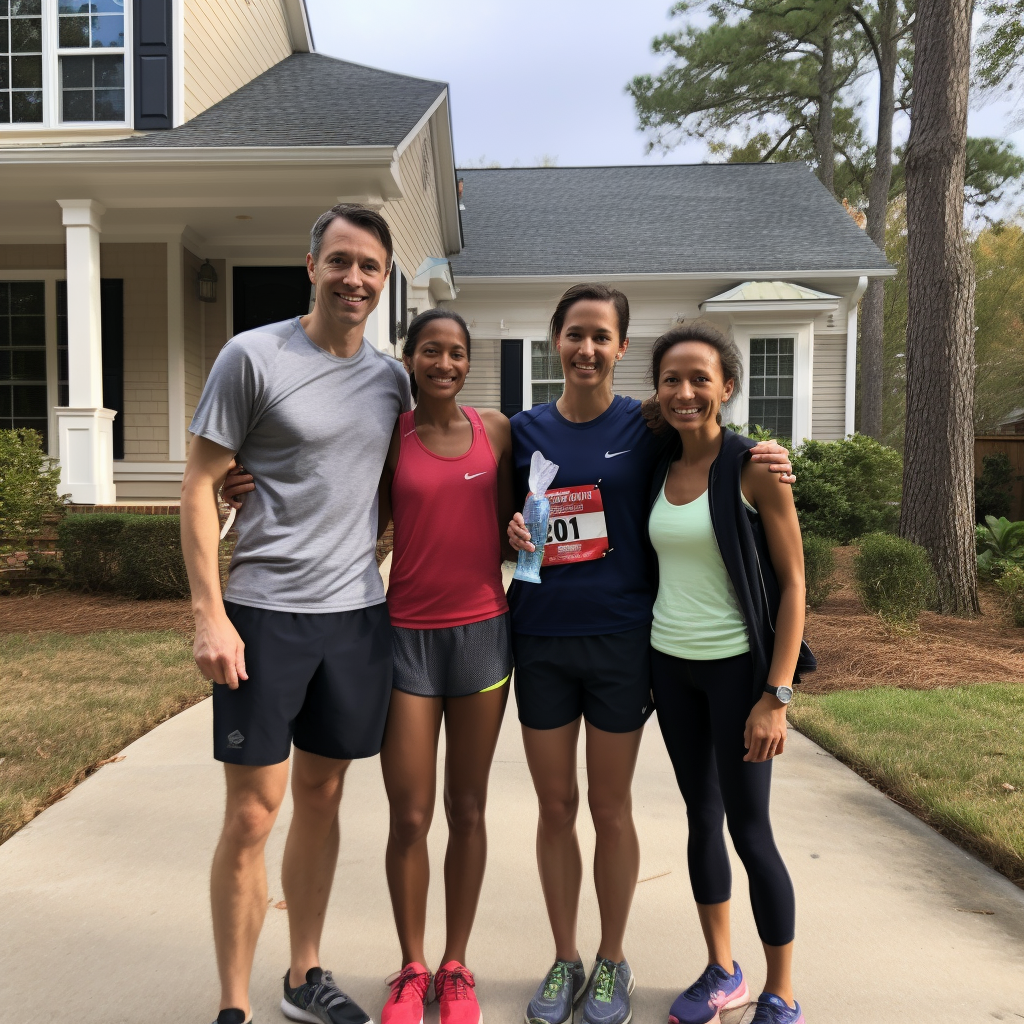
[513,492,551,584]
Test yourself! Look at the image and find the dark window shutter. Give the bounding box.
[500,339,523,417]
[133,0,172,129]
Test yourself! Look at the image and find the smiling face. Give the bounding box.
[306,216,389,328]
[403,318,470,401]
[656,341,735,435]
[555,299,628,392]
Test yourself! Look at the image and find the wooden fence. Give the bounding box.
[976,435,1024,521]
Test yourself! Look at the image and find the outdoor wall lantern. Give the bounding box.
[198,260,218,303]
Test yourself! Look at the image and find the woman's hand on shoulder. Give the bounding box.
[743,692,788,762]
[749,438,795,484]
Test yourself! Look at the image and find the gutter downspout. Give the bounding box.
[845,275,868,437]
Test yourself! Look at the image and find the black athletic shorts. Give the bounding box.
[512,624,654,733]
[213,601,393,766]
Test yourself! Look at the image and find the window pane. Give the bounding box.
[0,55,9,86]
[750,338,765,355]
[11,87,40,120]
[11,52,38,86]
[93,53,121,85]
[59,2,94,11]
[0,282,7,315]
[11,349,46,379]
[532,382,562,405]
[750,377,764,397]
[59,15,89,47]
[62,87,91,119]
[10,15,39,50]
[0,351,9,377]
[90,13,122,46]
[10,281,43,313]
[750,354,764,377]
[95,0,124,11]
[62,54,91,86]
[0,384,10,417]
[0,2,7,17]
[10,0,42,15]
[0,91,9,122]
[93,86,121,119]
[10,315,44,344]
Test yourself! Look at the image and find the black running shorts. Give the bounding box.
[213,601,393,766]
[512,624,654,733]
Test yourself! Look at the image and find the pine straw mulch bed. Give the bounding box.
[801,546,1024,693]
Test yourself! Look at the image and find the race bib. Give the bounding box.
[541,484,610,566]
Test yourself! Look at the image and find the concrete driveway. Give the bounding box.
[2,683,1024,1024]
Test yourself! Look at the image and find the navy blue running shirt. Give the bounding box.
[509,396,669,636]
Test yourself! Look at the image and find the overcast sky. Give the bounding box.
[306,0,1023,174]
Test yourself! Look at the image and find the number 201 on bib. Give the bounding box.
[541,484,610,566]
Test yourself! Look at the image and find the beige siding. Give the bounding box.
[460,338,501,410]
[0,245,64,270]
[613,337,655,400]
[812,335,847,440]
[382,125,447,283]
[100,244,169,460]
[183,250,204,429]
[184,0,292,121]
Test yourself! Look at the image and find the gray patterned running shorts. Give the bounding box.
[392,612,513,698]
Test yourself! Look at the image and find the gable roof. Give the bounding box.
[451,163,890,278]
[99,53,446,149]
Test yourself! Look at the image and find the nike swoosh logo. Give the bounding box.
[465,472,486,480]
[605,450,631,458]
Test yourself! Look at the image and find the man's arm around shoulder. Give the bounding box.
[181,435,248,689]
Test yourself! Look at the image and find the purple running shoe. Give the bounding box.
[668,962,749,1024]
[750,992,804,1024]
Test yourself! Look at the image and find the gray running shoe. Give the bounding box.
[281,967,372,1024]
[580,959,634,1024]
[525,959,587,1024]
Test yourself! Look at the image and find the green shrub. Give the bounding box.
[57,514,188,598]
[112,516,189,599]
[997,566,1024,627]
[976,515,1024,578]
[854,532,936,623]
[58,514,128,591]
[803,534,838,608]
[974,453,1015,523]
[791,434,903,543]
[0,428,65,540]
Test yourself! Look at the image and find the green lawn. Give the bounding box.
[790,684,1024,884]
[0,631,208,844]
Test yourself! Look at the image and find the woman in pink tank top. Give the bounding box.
[376,309,515,1024]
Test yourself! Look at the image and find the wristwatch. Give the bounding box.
[764,683,794,705]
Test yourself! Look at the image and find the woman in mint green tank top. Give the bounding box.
[645,322,810,1024]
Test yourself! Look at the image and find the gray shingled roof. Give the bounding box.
[451,164,889,276]
[100,53,445,148]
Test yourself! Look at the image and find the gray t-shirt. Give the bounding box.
[189,317,411,613]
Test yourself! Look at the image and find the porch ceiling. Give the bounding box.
[0,151,404,251]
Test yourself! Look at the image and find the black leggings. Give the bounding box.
[650,648,795,946]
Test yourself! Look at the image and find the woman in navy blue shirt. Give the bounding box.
[508,284,793,1024]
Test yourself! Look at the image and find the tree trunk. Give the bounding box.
[815,27,836,194]
[859,0,900,439]
[901,0,979,615]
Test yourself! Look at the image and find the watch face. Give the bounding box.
[776,686,794,704]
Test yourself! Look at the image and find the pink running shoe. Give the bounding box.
[382,963,431,1024]
[434,960,482,1024]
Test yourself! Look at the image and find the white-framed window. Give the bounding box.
[0,0,130,128]
[748,336,795,439]
[530,337,563,406]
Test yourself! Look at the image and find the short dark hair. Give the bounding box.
[549,283,630,343]
[402,308,472,399]
[649,320,743,393]
[309,203,394,270]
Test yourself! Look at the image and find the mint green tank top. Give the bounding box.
[649,482,751,661]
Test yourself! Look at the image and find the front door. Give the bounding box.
[232,266,313,335]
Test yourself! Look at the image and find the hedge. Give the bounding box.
[57,514,189,599]
[853,532,936,623]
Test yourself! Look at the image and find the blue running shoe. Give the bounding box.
[580,958,634,1024]
[750,992,805,1024]
[525,959,586,1024]
[668,962,749,1024]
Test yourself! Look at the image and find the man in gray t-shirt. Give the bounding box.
[180,205,409,1024]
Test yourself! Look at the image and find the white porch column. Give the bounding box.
[845,276,868,437]
[55,199,116,505]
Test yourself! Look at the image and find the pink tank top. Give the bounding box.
[387,406,508,629]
